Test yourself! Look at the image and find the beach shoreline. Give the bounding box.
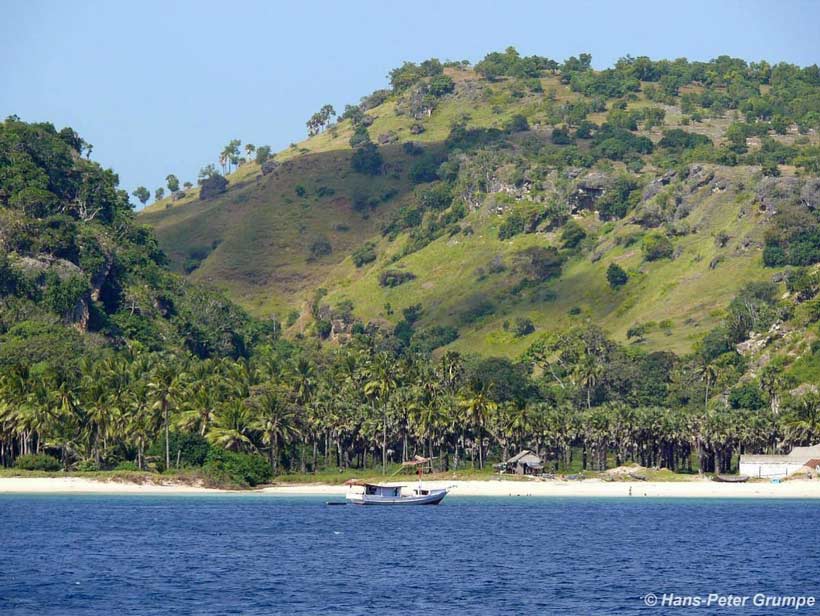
[3,476,820,498]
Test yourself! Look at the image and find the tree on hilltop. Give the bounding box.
[166,174,179,192]
[255,145,271,165]
[307,105,336,136]
[219,139,241,174]
[132,186,150,206]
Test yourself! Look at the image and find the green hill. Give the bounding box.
[4,51,820,480]
[139,51,820,358]
[0,116,264,369]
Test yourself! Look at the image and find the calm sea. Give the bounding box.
[0,495,818,615]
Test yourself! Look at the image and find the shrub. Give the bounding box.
[316,319,332,339]
[351,143,383,175]
[728,383,766,410]
[14,453,61,471]
[409,153,441,183]
[596,175,640,220]
[428,74,455,97]
[349,125,371,148]
[498,211,526,240]
[147,432,210,470]
[575,121,596,139]
[309,236,332,259]
[642,233,674,261]
[513,317,535,337]
[658,129,712,151]
[352,241,377,267]
[416,183,452,210]
[560,220,587,248]
[516,246,564,281]
[606,263,629,288]
[43,273,89,317]
[506,114,530,133]
[551,127,573,144]
[379,270,416,287]
[114,461,140,471]
[204,449,271,487]
[459,299,496,324]
[411,325,459,353]
[75,459,100,472]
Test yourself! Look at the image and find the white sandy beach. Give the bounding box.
[3,476,820,498]
[0,477,221,494]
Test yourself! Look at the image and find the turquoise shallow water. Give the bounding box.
[0,495,818,615]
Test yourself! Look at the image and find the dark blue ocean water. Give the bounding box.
[1,495,818,615]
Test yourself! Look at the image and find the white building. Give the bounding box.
[739,444,820,479]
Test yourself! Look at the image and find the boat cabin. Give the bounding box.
[345,479,405,497]
[364,484,401,497]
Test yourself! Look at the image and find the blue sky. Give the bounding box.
[3,0,818,207]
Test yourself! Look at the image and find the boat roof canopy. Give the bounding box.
[344,479,405,488]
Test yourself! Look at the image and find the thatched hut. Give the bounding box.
[497,450,543,476]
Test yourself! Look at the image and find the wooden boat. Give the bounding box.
[344,480,448,505]
[712,474,749,483]
[344,456,448,505]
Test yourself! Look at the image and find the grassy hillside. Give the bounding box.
[141,145,432,316]
[324,165,774,356]
[139,54,820,357]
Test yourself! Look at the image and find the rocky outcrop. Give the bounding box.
[377,131,398,145]
[755,176,802,215]
[568,172,611,212]
[261,159,279,176]
[12,252,114,332]
[14,255,82,279]
[642,170,676,201]
[683,164,715,193]
[800,178,820,211]
[199,174,229,200]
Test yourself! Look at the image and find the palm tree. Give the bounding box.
[248,386,299,473]
[363,352,398,474]
[289,357,316,473]
[696,361,719,413]
[208,400,255,452]
[459,384,497,469]
[575,355,604,409]
[147,356,188,469]
[177,384,219,436]
[784,393,820,446]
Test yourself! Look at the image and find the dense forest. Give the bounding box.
[3,49,820,486]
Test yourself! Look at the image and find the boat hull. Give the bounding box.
[346,489,448,506]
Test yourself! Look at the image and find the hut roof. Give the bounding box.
[505,449,543,465]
